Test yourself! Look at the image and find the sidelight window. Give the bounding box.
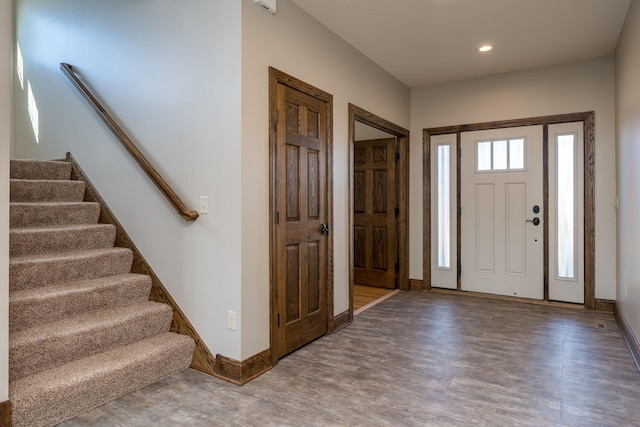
[437,144,451,268]
[556,133,576,279]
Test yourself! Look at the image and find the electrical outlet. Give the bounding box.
[227,310,236,330]
[199,196,208,214]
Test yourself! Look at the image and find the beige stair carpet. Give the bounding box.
[8,159,195,427]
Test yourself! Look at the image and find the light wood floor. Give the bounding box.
[353,284,399,314]
[61,292,640,426]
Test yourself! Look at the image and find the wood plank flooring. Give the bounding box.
[353,284,399,314]
[60,291,640,426]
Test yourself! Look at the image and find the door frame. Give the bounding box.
[349,104,410,322]
[269,67,334,365]
[423,112,596,309]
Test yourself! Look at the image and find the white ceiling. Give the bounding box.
[290,0,631,88]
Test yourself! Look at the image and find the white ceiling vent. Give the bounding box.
[254,0,276,15]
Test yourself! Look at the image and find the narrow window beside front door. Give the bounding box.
[548,122,584,303]
[430,134,457,289]
[437,144,451,269]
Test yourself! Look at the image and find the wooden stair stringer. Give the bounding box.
[65,152,217,375]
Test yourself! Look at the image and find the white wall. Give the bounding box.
[0,0,12,404]
[14,0,244,359]
[616,0,640,335]
[241,0,410,358]
[410,57,617,300]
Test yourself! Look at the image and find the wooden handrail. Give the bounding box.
[60,63,199,222]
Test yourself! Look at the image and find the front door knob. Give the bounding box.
[526,217,540,226]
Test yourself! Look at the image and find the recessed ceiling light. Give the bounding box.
[478,44,493,52]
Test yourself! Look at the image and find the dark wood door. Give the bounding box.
[353,138,396,289]
[274,83,329,358]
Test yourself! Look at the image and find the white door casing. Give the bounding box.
[460,126,544,299]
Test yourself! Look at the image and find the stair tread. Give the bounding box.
[9,301,171,382]
[10,273,150,303]
[10,333,195,427]
[10,247,132,263]
[10,179,86,203]
[10,247,134,292]
[9,274,153,333]
[10,224,117,257]
[10,223,115,234]
[10,201,98,206]
[10,159,72,181]
[11,333,193,391]
[10,178,77,182]
[10,301,172,346]
[10,202,101,228]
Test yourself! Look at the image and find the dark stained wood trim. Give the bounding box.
[0,400,11,427]
[269,68,334,366]
[348,111,356,315]
[422,130,431,291]
[615,302,640,373]
[594,299,615,313]
[332,310,351,333]
[348,103,410,320]
[65,152,217,376]
[584,114,596,310]
[214,349,272,386]
[60,63,198,222]
[409,279,424,292]
[327,90,335,335]
[423,112,596,308]
[349,104,410,136]
[269,69,278,367]
[426,112,595,136]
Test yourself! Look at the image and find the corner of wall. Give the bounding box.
[0,0,13,404]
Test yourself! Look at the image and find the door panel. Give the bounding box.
[475,183,495,273]
[461,126,544,299]
[353,138,396,289]
[276,83,328,358]
[505,183,526,275]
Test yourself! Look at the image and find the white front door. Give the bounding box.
[460,126,544,299]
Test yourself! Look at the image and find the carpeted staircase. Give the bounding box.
[8,159,196,427]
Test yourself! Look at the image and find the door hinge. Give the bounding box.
[277,313,280,327]
[395,152,400,161]
[458,264,462,275]
[395,207,400,217]
[276,211,280,224]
